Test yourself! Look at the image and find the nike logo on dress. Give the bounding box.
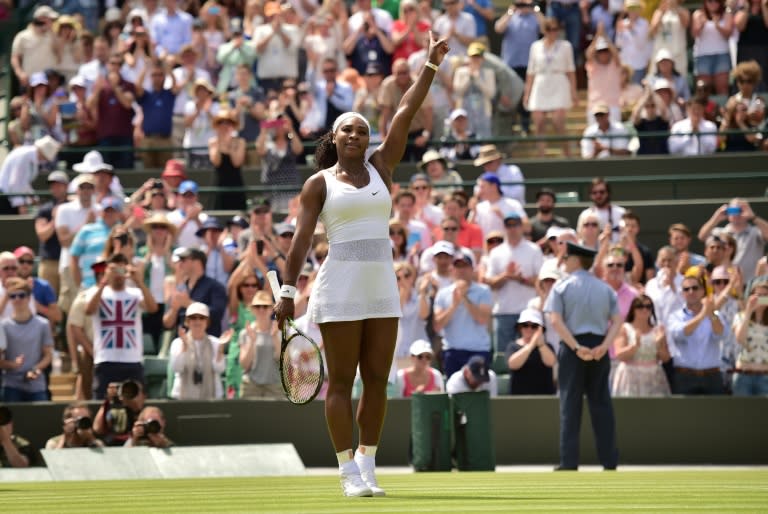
[372,191,379,196]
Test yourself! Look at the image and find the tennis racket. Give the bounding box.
[267,270,325,405]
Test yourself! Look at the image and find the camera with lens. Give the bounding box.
[141,419,162,435]
[193,368,204,385]
[152,179,164,189]
[75,416,93,430]
[0,406,12,426]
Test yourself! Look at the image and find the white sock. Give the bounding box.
[357,445,377,458]
[336,449,354,466]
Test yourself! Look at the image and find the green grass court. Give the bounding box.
[3,470,767,513]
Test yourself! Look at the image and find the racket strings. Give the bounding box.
[281,332,323,404]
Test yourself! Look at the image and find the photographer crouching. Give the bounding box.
[93,379,146,446]
[1,405,42,467]
[125,406,173,449]
[45,402,104,449]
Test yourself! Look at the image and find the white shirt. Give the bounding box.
[577,204,627,243]
[172,67,212,115]
[167,208,209,249]
[580,121,630,159]
[77,59,108,96]
[0,145,39,207]
[90,286,145,365]
[183,100,219,155]
[668,118,718,156]
[445,369,498,397]
[473,163,525,205]
[55,198,100,271]
[644,270,684,327]
[348,8,394,35]
[486,239,543,314]
[474,198,526,238]
[252,23,301,80]
[432,13,477,58]
[616,17,652,70]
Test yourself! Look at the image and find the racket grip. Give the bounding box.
[267,270,281,303]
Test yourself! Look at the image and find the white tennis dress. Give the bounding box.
[309,159,402,323]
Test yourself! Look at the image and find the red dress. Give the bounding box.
[391,19,431,64]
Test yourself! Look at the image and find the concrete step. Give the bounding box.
[49,372,77,402]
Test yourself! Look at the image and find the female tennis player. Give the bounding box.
[274,32,449,497]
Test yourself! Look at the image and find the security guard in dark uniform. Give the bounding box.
[544,242,622,470]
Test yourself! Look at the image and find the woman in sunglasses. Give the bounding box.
[505,308,556,395]
[612,295,671,397]
[395,339,444,397]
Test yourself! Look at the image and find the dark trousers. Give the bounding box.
[557,334,618,469]
[672,370,725,395]
[512,66,530,132]
[93,361,145,400]
[443,349,492,379]
[99,136,134,170]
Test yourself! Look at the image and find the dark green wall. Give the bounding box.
[8,397,767,467]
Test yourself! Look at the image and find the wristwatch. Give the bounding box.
[573,343,582,352]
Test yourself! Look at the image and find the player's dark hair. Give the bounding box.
[314,131,337,171]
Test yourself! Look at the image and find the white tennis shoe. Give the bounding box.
[340,463,373,497]
[354,451,386,497]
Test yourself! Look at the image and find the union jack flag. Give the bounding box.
[99,297,138,350]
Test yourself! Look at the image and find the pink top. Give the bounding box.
[402,369,438,397]
[586,60,622,110]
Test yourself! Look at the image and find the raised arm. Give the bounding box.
[373,32,449,170]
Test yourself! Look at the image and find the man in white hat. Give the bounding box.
[580,103,630,159]
[0,135,61,214]
[72,150,125,203]
[473,144,525,205]
[668,98,718,156]
[11,5,58,87]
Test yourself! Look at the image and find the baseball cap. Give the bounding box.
[275,222,296,236]
[592,103,610,115]
[449,108,468,122]
[101,196,124,211]
[517,308,543,326]
[178,180,199,195]
[504,212,523,224]
[538,260,562,282]
[13,246,34,259]
[453,247,476,268]
[227,215,249,229]
[30,72,49,88]
[162,159,187,179]
[195,217,224,238]
[711,265,730,281]
[467,355,490,383]
[594,37,610,51]
[479,172,502,192]
[186,302,210,318]
[432,240,455,257]
[409,339,433,357]
[250,196,271,212]
[47,171,70,184]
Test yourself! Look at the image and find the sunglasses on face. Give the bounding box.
[279,233,295,239]
[241,282,260,288]
[2,266,18,272]
[389,230,405,236]
[682,285,701,292]
[712,279,730,286]
[505,222,521,228]
[519,322,539,329]
[583,222,599,228]
[606,262,624,268]
[186,315,207,321]
[415,354,432,360]
[8,291,28,300]
[487,237,503,245]
[18,259,34,265]
[412,185,429,191]
[442,226,459,232]
[635,303,654,310]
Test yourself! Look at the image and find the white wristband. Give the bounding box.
[425,61,439,72]
[280,285,297,299]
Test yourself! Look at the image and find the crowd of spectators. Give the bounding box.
[6,0,767,184]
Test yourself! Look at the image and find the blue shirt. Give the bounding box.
[151,9,193,56]
[70,220,110,288]
[544,269,619,336]
[347,35,392,77]
[32,277,56,308]
[464,0,491,37]
[435,282,493,352]
[501,12,540,69]
[139,88,176,136]
[667,307,727,370]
